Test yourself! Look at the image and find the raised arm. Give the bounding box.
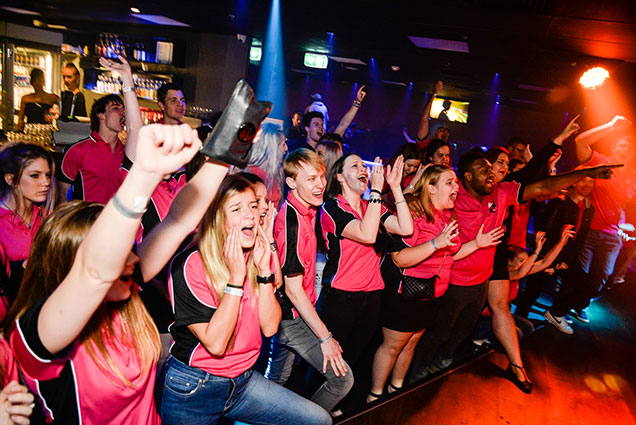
[510,226,574,279]
[334,85,366,137]
[507,115,579,184]
[574,115,632,163]
[521,164,622,202]
[99,56,144,162]
[38,124,200,354]
[415,81,443,141]
[341,158,385,244]
[137,148,229,282]
[382,156,414,236]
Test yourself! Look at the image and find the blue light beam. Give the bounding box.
[255,0,286,119]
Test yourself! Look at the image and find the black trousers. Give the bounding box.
[410,282,487,375]
[551,266,597,316]
[316,286,382,368]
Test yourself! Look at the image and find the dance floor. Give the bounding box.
[339,272,636,425]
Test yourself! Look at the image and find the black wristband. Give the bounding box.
[257,273,275,284]
[226,283,243,289]
[370,189,382,195]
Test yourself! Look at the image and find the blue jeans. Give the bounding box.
[265,318,353,411]
[161,356,332,425]
[577,229,623,293]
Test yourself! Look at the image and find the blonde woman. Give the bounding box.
[161,174,331,425]
[369,165,503,399]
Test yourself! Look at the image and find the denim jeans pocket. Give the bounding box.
[164,368,204,397]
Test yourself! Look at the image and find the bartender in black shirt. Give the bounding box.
[60,63,87,121]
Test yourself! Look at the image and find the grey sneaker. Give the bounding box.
[544,310,574,334]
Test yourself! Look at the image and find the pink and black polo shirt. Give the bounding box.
[10,298,160,425]
[60,131,125,204]
[168,245,261,378]
[273,193,317,319]
[451,181,521,286]
[320,195,393,292]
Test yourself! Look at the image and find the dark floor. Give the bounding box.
[338,268,636,425]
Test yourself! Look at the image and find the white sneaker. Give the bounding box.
[544,310,574,334]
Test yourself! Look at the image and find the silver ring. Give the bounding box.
[29,403,35,409]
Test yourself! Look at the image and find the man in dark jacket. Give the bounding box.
[515,175,596,334]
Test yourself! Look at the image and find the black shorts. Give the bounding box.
[490,244,511,281]
[380,257,440,332]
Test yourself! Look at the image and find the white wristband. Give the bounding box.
[223,286,244,297]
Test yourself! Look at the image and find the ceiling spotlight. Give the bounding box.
[130,7,140,13]
[391,65,400,72]
[579,67,609,89]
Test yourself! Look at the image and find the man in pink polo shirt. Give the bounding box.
[61,56,143,204]
[266,149,353,414]
[409,149,620,382]
[573,116,635,321]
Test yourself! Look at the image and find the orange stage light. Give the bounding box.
[579,67,610,89]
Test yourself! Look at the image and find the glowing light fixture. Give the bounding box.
[249,46,262,62]
[130,7,140,13]
[304,53,328,69]
[579,67,609,89]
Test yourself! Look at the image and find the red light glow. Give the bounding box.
[579,67,610,89]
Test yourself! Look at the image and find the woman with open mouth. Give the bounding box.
[317,153,413,377]
[161,174,331,425]
[370,165,503,400]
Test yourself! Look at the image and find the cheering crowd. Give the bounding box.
[0,56,634,425]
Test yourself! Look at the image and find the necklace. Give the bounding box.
[0,200,32,229]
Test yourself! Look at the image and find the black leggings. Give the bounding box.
[316,286,381,368]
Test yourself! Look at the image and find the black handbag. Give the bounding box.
[200,80,272,168]
[399,251,447,301]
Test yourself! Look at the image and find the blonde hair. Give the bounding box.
[4,201,160,388]
[412,165,456,223]
[283,148,325,180]
[246,123,285,199]
[197,175,259,351]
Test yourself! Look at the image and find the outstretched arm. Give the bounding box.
[416,80,443,141]
[334,85,366,137]
[100,56,144,162]
[521,164,622,202]
[38,124,200,354]
[341,157,385,244]
[574,115,631,163]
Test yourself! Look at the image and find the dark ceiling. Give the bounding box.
[2,0,636,107]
